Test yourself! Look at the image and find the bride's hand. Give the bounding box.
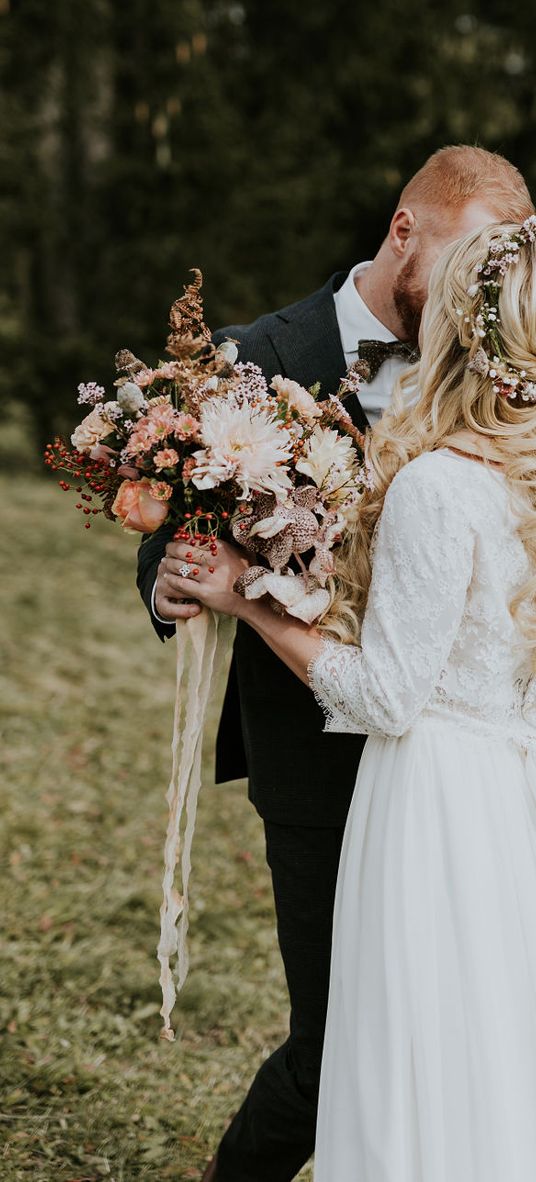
[159,536,251,617]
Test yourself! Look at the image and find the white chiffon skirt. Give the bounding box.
[314,718,536,1182]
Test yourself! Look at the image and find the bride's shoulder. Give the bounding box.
[390,449,491,495]
[385,450,488,524]
[389,449,467,491]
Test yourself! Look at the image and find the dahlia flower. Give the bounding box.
[296,426,358,492]
[191,396,293,499]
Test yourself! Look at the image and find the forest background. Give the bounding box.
[2,0,536,459]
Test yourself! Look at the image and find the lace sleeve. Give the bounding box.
[309,455,475,737]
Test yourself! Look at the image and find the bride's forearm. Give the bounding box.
[236,597,323,686]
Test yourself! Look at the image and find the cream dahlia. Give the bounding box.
[191,396,293,500]
[296,426,358,492]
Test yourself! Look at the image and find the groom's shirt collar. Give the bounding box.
[335,261,397,353]
[334,261,409,424]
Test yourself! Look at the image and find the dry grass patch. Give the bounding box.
[0,476,313,1181]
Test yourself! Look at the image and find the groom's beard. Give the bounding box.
[392,252,426,349]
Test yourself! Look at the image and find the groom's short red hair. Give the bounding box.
[398,145,534,225]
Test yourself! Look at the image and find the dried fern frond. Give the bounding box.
[166,269,212,359]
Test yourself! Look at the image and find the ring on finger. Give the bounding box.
[177,563,192,578]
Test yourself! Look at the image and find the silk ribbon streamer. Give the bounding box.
[157,609,237,1041]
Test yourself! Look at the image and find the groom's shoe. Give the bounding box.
[200,1153,219,1181]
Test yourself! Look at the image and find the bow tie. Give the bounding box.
[357,339,420,382]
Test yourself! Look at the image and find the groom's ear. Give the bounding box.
[389,207,417,258]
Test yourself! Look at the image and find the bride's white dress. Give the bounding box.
[309,449,536,1182]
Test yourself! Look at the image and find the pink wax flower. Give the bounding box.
[150,480,173,501]
[175,413,200,441]
[154,447,180,472]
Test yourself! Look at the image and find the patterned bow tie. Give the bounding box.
[357,339,420,382]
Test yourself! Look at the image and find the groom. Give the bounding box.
[137,145,533,1182]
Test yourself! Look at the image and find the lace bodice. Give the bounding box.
[309,450,536,744]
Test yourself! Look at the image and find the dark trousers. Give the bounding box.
[216,820,346,1182]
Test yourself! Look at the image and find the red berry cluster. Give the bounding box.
[173,507,232,548]
[171,505,231,564]
[173,509,225,575]
[44,438,118,529]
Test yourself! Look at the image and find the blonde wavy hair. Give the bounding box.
[321,222,536,658]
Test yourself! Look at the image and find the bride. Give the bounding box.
[166,219,536,1180]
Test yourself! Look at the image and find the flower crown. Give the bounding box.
[461,213,536,403]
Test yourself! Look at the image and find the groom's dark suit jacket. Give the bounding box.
[137,273,369,827]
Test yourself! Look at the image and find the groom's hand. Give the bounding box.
[154,541,203,620]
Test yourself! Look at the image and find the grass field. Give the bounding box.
[0,475,313,1181]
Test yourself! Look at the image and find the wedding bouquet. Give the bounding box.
[47,272,372,1039]
[46,270,372,625]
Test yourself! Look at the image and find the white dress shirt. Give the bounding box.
[334,261,408,425]
[151,262,410,622]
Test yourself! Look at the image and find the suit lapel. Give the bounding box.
[267,273,369,432]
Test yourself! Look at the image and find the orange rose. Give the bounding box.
[111,477,170,533]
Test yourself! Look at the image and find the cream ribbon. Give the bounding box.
[157,609,237,1041]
